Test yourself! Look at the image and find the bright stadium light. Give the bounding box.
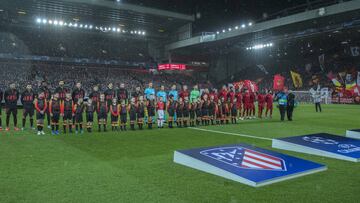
[36,18,41,23]
[228,28,232,31]
[122,30,126,33]
[222,29,226,33]
[89,25,93,29]
[117,28,120,32]
[216,31,220,34]
[54,20,58,25]
[248,22,253,26]
[142,31,146,35]
[48,20,53,24]
[79,24,83,28]
[59,21,64,26]
[235,26,239,30]
[64,22,67,26]
[42,19,47,24]
[74,23,78,27]
[241,24,246,28]
[130,31,134,34]
[84,24,88,28]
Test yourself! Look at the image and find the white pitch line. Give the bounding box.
[188,127,273,141]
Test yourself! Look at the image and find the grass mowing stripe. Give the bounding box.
[188,127,273,141]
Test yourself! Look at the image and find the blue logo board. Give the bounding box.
[272,133,360,162]
[174,143,326,187]
[346,129,360,139]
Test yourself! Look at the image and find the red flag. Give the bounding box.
[273,74,285,90]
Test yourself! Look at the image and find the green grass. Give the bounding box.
[0,104,359,203]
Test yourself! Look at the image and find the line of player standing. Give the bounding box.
[0,81,274,135]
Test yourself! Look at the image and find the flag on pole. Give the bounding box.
[273,74,285,90]
[290,71,303,88]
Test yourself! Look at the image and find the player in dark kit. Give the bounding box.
[55,81,69,101]
[117,83,128,104]
[49,93,61,135]
[74,98,84,134]
[4,83,20,131]
[34,92,47,135]
[182,97,190,127]
[85,98,95,132]
[146,94,156,129]
[230,98,238,124]
[62,93,74,134]
[208,95,216,125]
[176,97,184,128]
[137,96,145,130]
[89,85,100,110]
[128,98,137,130]
[21,84,36,130]
[0,88,3,131]
[119,100,128,131]
[97,94,108,132]
[104,83,116,106]
[201,95,210,126]
[40,81,52,129]
[195,99,202,126]
[167,95,176,128]
[110,98,120,131]
[189,100,196,127]
[72,82,85,129]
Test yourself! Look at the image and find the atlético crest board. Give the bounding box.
[174,143,326,187]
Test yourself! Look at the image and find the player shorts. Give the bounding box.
[148,109,155,117]
[231,109,237,117]
[63,111,72,120]
[189,111,195,119]
[266,104,273,109]
[6,107,17,116]
[75,113,83,123]
[183,111,189,118]
[120,114,127,123]
[23,107,34,118]
[129,112,137,121]
[168,109,175,117]
[111,115,119,123]
[36,112,45,120]
[52,113,60,123]
[137,112,144,118]
[86,112,94,122]
[157,110,164,120]
[98,111,107,120]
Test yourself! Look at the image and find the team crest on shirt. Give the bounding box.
[200,147,287,171]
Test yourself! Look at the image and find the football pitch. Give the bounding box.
[0,104,359,203]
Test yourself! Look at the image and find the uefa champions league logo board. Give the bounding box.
[346,129,360,139]
[272,133,360,162]
[173,144,326,187]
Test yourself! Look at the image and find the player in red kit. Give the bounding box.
[257,92,266,119]
[265,90,274,118]
[249,92,256,119]
[242,89,251,119]
[218,85,228,102]
[179,85,189,100]
[235,87,243,120]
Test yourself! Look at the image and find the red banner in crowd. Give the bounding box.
[233,80,258,93]
[273,74,285,90]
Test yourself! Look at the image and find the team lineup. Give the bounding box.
[0,80,281,135]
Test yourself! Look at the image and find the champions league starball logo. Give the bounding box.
[302,136,360,154]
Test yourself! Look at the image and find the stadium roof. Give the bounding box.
[0,0,194,37]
